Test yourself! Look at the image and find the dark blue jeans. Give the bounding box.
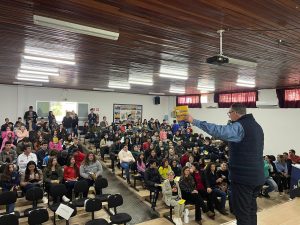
[231,182,262,225]
[212,188,227,210]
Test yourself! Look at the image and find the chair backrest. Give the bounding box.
[0,191,17,205]
[95,177,108,192]
[74,180,89,194]
[0,214,19,225]
[28,208,49,225]
[25,187,44,201]
[108,194,123,209]
[85,198,102,212]
[50,184,67,200]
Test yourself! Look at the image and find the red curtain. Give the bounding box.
[176,95,201,108]
[282,89,300,108]
[216,92,257,108]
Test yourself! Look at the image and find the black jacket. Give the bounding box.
[144,167,161,188]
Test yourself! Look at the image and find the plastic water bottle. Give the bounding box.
[184,208,189,224]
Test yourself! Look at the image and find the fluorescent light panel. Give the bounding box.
[108,81,130,89]
[24,55,75,65]
[33,15,119,40]
[93,88,114,92]
[149,92,165,95]
[19,69,59,76]
[229,58,257,68]
[13,82,43,86]
[160,67,188,77]
[236,79,255,85]
[160,74,188,80]
[24,46,75,61]
[17,74,49,79]
[20,65,59,73]
[236,83,255,88]
[17,77,49,82]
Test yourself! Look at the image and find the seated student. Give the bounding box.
[63,134,74,151]
[73,147,86,168]
[99,134,110,161]
[262,157,278,198]
[15,125,29,143]
[20,161,44,197]
[146,149,160,167]
[43,157,69,202]
[49,131,63,151]
[0,141,17,167]
[109,138,122,173]
[1,126,15,140]
[274,155,289,196]
[64,156,79,200]
[17,144,37,174]
[170,160,182,177]
[144,159,162,209]
[166,147,179,163]
[288,149,300,164]
[118,145,135,184]
[1,130,16,152]
[191,163,216,218]
[162,171,184,225]
[16,137,32,155]
[192,147,201,163]
[180,151,190,168]
[185,154,194,168]
[179,166,211,225]
[137,153,146,178]
[80,152,103,196]
[158,158,172,180]
[36,141,49,169]
[216,162,230,192]
[204,163,228,215]
[57,150,69,167]
[156,141,167,159]
[68,137,87,156]
[1,163,20,213]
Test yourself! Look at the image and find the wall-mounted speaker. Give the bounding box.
[154,96,160,105]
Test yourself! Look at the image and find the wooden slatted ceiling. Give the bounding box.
[1,0,300,94]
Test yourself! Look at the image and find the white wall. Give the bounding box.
[0,84,171,124]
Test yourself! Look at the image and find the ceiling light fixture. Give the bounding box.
[13,82,43,86]
[23,55,75,65]
[149,92,165,95]
[93,88,115,92]
[128,80,153,86]
[236,83,255,88]
[17,77,49,82]
[17,74,49,80]
[19,69,59,76]
[20,65,59,73]
[33,15,119,40]
[24,47,75,61]
[236,79,255,85]
[108,81,130,89]
[160,74,188,80]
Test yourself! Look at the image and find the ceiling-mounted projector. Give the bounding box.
[206,30,257,68]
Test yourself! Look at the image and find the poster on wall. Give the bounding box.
[113,104,142,124]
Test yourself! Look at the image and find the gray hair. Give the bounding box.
[231,103,246,115]
[167,171,175,176]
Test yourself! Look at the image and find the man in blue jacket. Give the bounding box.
[187,103,264,225]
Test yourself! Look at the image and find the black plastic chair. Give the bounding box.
[95,177,110,203]
[107,194,132,225]
[23,187,44,217]
[0,213,19,225]
[72,180,89,207]
[28,208,49,225]
[85,198,109,225]
[48,184,67,225]
[0,191,20,217]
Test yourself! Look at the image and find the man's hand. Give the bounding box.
[186,114,194,123]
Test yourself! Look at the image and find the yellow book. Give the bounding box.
[177,199,186,205]
[175,105,189,121]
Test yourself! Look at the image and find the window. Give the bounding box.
[277,88,300,108]
[176,95,201,108]
[215,91,257,108]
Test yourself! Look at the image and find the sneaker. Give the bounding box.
[219,208,229,215]
[206,211,215,219]
[42,196,48,204]
[261,192,270,199]
[62,195,70,202]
